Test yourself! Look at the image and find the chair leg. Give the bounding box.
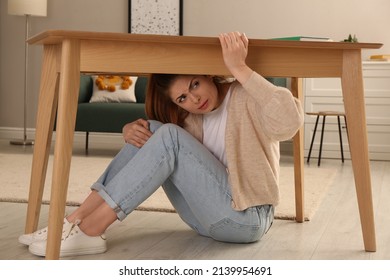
[344,115,349,141]
[307,115,320,163]
[318,116,326,166]
[337,115,345,163]
[85,132,89,153]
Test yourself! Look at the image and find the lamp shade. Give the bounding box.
[8,0,47,17]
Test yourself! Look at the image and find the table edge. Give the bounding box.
[27,30,383,50]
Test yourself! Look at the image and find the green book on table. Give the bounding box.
[272,36,333,42]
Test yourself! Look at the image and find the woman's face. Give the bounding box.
[169,75,220,114]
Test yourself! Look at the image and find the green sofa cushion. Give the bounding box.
[75,103,147,133]
[266,77,287,87]
[135,77,148,103]
[78,75,93,103]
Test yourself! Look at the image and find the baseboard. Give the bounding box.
[0,127,124,147]
[0,127,36,142]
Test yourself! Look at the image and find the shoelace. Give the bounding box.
[62,219,81,241]
[34,219,68,237]
[35,228,48,236]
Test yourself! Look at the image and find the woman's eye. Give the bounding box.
[191,81,199,90]
[177,95,186,103]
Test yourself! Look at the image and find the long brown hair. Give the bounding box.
[145,74,189,127]
[145,74,230,127]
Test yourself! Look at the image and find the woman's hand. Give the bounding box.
[122,119,153,148]
[219,32,253,84]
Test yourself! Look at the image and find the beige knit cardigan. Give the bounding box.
[184,72,304,211]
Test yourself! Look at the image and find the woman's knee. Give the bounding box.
[148,120,163,133]
[152,122,184,139]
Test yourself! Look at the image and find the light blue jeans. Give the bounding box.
[91,121,274,243]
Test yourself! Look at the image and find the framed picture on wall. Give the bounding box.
[128,0,183,35]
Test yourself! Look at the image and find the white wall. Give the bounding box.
[184,0,390,57]
[1,0,389,131]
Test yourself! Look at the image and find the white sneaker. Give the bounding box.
[18,218,70,246]
[29,220,107,257]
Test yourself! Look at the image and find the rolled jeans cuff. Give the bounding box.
[91,182,127,221]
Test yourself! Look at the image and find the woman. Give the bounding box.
[20,32,304,257]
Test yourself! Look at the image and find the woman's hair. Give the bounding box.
[145,74,189,127]
[145,74,231,127]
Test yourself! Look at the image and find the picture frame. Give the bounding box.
[128,0,183,35]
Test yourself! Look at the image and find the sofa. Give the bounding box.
[74,74,149,151]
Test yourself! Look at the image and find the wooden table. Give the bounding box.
[26,30,382,259]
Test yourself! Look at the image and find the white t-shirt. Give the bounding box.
[202,87,232,167]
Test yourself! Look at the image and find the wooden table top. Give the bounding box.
[28,30,383,51]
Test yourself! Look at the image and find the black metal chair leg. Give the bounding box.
[318,116,326,166]
[307,115,320,163]
[337,116,344,162]
[85,132,89,153]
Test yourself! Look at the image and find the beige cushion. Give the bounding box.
[89,76,138,103]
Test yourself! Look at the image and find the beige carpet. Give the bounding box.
[0,153,337,221]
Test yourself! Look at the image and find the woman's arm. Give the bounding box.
[242,72,304,141]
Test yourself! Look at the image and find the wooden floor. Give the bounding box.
[1,138,390,260]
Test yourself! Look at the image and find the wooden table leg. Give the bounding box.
[341,50,376,252]
[45,39,81,259]
[25,45,59,234]
[291,77,305,223]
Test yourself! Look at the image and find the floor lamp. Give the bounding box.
[8,0,47,146]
